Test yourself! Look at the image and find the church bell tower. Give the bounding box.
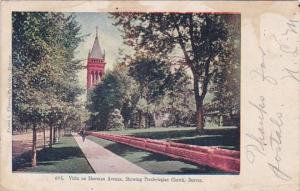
[86,27,106,90]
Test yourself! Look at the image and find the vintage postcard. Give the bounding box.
[0,1,299,191]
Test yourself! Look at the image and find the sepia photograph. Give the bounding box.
[12,12,241,174]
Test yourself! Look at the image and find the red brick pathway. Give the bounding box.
[72,133,150,174]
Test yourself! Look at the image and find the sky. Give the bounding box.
[73,12,127,90]
[71,12,215,102]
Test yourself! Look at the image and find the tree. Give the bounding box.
[207,33,240,127]
[128,54,172,102]
[107,109,125,131]
[159,67,196,127]
[12,12,84,166]
[111,13,240,131]
[87,68,137,130]
[127,54,173,128]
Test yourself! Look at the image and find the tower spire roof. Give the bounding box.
[90,27,103,59]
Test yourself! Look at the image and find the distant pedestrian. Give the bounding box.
[81,128,86,142]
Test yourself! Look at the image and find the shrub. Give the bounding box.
[107,109,124,131]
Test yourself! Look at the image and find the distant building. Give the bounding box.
[86,27,106,90]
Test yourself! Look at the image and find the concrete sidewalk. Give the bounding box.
[72,133,150,174]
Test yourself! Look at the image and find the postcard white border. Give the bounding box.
[1,1,299,191]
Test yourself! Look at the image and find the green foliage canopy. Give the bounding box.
[12,12,85,129]
[111,13,240,130]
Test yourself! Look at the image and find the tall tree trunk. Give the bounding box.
[31,124,37,167]
[49,125,53,148]
[141,114,145,129]
[175,114,180,127]
[193,73,205,132]
[195,99,205,132]
[95,119,98,131]
[43,127,46,148]
[146,106,149,128]
[138,111,142,129]
[148,113,151,128]
[58,128,61,140]
[53,126,57,144]
[145,113,148,128]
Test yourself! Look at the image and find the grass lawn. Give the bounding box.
[102,126,240,150]
[88,136,224,174]
[13,135,94,173]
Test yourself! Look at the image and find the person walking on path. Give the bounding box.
[79,128,86,142]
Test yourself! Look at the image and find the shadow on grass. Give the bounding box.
[165,166,223,174]
[63,134,74,137]
[98,139,179,163]
[103,142,145,158]
[130,128,239,139]
[137,152,223,174]
[138,152,174,162]
[128,128,240,150]
[175,134,240,150]
[102,141,222,174]
[13,146,84,171]
[130,129,197,139]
